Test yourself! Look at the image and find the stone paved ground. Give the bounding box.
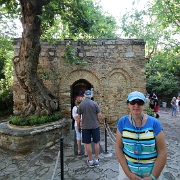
[158,108,180,180]
[0,107,180,180]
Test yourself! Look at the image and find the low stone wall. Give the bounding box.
[0,118,71,153]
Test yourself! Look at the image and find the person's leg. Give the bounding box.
[172,106,174,116]
[173,106,176,116]
[155,106,160,118]
[86,143,93,160]
[156,113,159,118]
[84,144,87,155]
[81,130,87,155]
[82,129,93,161]
[77,140,81,153]
[92,127,100,160]
[94,142,100,160]
[177,106,180,114]
[75,126,81,153]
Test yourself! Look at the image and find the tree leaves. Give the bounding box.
[36,0,118,41]
[119,0,180,97]
[146,71,179,97]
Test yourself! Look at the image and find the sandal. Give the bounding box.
[77,152,81,155]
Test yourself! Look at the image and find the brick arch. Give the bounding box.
[104,68,133,124]
[65,70,101,92]
[59,69,102,118]
[108,68,132,92]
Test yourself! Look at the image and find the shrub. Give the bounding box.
[50,113,63,121]
[146,72,179,98]
[26,115,39,126]
[38,116,49,124]
[10,116,24,126]
[146,108,154,117]
[0,39,14,115]
[10,112,63,126]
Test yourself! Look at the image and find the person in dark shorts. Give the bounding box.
[77,90,102,167]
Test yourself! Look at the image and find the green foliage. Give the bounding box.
[40,0,119,41]
[146,49,180,77]
[0,36,13,114]
[10,112,63,126]
[146,72,179,97]
[120,1,179,59]
[38,64,58,81]
[50,113,63,121]
[119,0,180,98]
[64,42,88,66]
[146,108,154,117]
[0,0,119,41]
[0,5,21,38]
[146,48,180,97]
[152,0,180,31]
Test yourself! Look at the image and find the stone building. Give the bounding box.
[13,38,146,129]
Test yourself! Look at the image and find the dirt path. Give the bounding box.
[157,107,180,180]
[158,107,180,142]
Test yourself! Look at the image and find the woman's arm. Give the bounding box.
[151,131,167,178]
[144,130,167,180]
[76,115,81,132]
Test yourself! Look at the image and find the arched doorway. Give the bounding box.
[71,79,93,129]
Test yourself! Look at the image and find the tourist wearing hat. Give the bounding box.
[115,91,167,180]
[77,90,102,167]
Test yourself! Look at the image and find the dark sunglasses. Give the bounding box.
[129,100,144,106]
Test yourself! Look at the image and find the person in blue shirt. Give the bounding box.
[115,91,167,180]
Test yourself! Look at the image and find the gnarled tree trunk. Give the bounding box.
[13,0,58,117]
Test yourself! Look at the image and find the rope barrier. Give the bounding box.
[51,150,60,180]
[104,123,116,144]
[106,124,116,141]
[50,121,115,179]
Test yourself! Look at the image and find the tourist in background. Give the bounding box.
[74,89,84,102]
[153,92,158,100]
[115,91,167,180]
[171,97,177,116]
[149,96,155,111]
[72,96,87,155]
[176,96,180,114]
[153,95,160,118]
[77,90,102,167]
[144,95,150,110]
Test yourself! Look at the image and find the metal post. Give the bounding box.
[60,136,64,180]
[104,118,108,153]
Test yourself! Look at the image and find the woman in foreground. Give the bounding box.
[115,91,167,180]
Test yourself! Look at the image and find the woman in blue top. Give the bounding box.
[115,91,167,180]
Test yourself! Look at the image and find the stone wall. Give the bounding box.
[13,38,146,128]
[0,118,71,153]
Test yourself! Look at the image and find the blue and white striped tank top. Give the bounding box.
[117,115,162,177]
